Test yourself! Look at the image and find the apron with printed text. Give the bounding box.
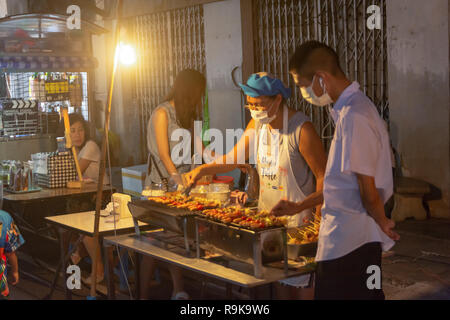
[256,105,312,228]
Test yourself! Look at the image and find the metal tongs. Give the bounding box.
[183,183,195,196]
[169,172,194,196]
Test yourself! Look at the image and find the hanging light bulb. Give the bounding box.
[117,42,136,66]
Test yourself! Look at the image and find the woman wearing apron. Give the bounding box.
[140,69,206,300]
[185,73,327,299]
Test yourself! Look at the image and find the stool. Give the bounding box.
[391,177,430,222]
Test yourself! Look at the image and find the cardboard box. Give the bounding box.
[121,164,147,197]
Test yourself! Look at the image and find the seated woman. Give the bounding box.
[68,113,109,185]
[66,113,109,284]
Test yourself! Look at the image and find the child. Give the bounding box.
[0,210,25,300]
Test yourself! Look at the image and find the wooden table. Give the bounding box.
[2,184,114,256]
[3,184,110,202]
[44,211,150,299]
[2,184,116,296]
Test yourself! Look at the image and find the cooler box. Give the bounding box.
[121,164,147,197]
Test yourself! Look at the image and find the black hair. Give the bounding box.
[289,40,343,80]
[68,113,90,148]
[164,69,206,130]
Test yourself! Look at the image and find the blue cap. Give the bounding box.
[239,73,291,99]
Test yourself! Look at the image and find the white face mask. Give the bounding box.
[249,100,278,124]
[300,76,333,106]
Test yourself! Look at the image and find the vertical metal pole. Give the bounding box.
[166,12,173,87]
[183,218,189,254]
[187,7,192,68]
[151,14,158,108]
[290,1,298,106]
[343,1,349,76]
[104,243,115,300]
[253,234,263,279]
[135,251,141,299]
[276,0,282,80]
[381,0,386,119]
[58,228,71,300]
[364,0,368,96]
[306,0,311,39]
[331,0,337,49]
[315,0,320,42]
[283,230,288,276]
[195,219,200,258]
[157,13,164,104]
[371,0,376,106]
[192,7,198,71]
[173,10,179,75]
[90,0,122,298]
[271,0,277,75]
[353,0,358,82]
[259,1,265,72]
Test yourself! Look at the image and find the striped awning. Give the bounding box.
[0,55,97,70]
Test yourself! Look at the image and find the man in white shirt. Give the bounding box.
[271,41,400,299]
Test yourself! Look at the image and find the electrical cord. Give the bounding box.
[320,104,335,140]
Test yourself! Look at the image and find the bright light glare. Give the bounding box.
[118,42,136,66]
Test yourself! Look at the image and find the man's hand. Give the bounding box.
[270,199,303,217]
[237,164,252,174]
[230,190,248,206]
[184,166,203,187]
[379,217,400,241]
[10,271,19,285]
[357,174,400,242]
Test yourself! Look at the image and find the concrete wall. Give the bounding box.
[387,0,450,218]
[2,0,27,16]
[204,0,245,185]
[0,0,27,18]
[0,0,7,18]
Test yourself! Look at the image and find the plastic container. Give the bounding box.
[210,183,230,193]
[190,184,210,198]
[212,176,234,189]
[111,193,132,218]
[197,175,213,185]
[206,191,231,203]
[150,182,166,197]
[121,164,147,197]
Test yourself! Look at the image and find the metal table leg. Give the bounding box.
[226,283,233,299]
[44,230,83,300]
[104,243,116,300]
[249,287,257,300]
[58,228,72,300]
[135,251,141,300]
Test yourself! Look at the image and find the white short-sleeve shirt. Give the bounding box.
[78,140,109,185]
[315,82,395,262]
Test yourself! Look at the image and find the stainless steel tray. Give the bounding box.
[128,200,198,252]
[287,241,318,259]
[194,216,288,278]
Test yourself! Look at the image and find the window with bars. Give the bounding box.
[0,72,89,136]
[127,5,206,156]
[253,0,388,148]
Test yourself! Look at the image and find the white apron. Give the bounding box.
[256,105,312,288]
[256,105,311,227]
